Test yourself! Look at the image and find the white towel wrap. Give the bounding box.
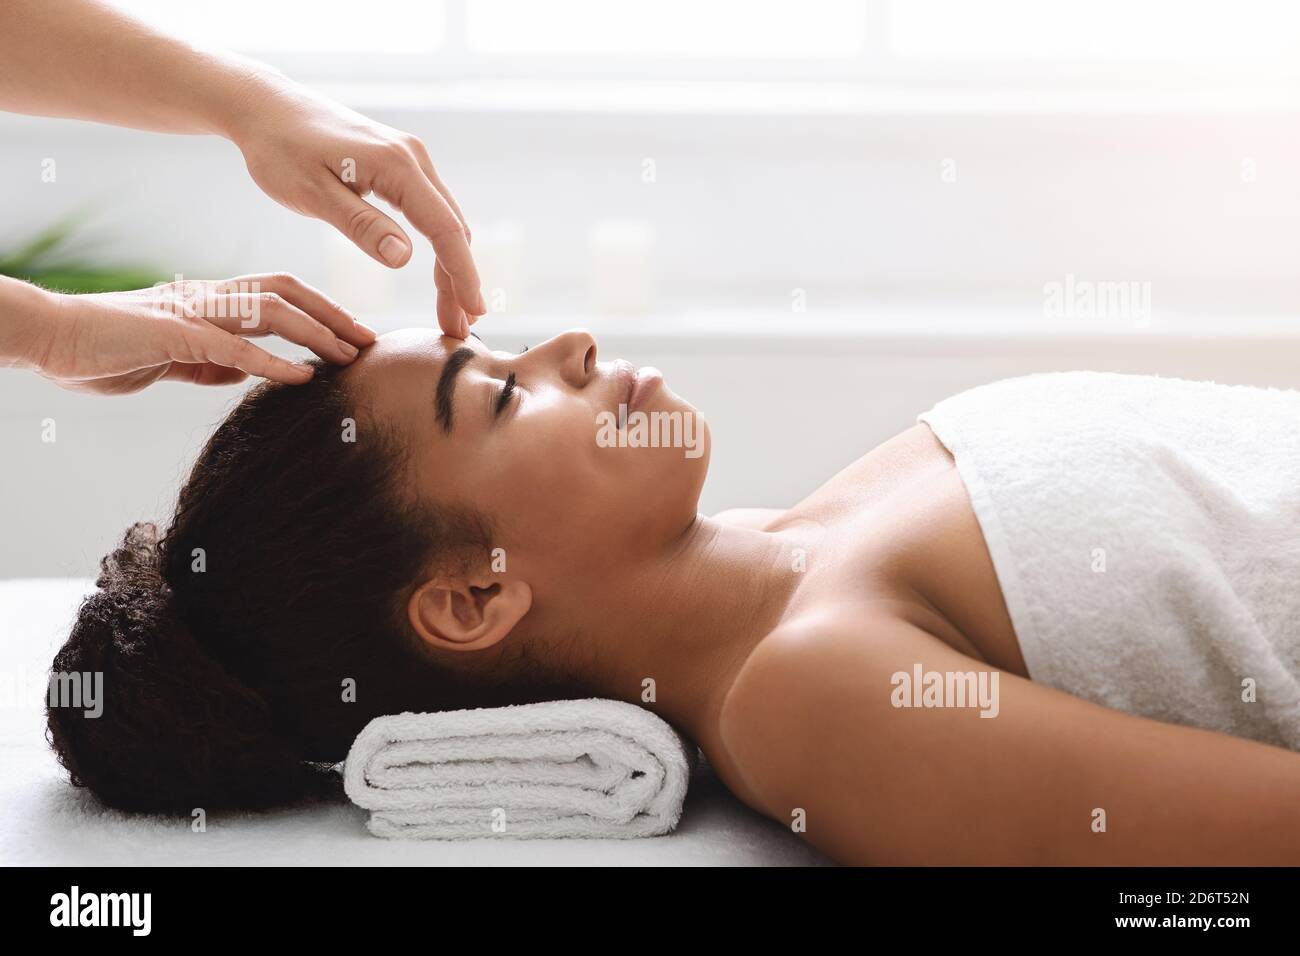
[919,371,1300,751]
[343,698,695,839]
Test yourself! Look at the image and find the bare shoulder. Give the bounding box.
[717,605,903,821]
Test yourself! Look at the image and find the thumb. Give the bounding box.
[313,178,414,268]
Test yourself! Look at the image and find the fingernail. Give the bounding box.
[378,235,409,266]
[295,362,315,377]
[339,340,359,358]
[354,321,377,342]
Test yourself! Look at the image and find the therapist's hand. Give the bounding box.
[0,1,483,336]
[14,273,374,395]
[226,79,485,339]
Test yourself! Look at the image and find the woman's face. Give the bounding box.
[344,328,710,586]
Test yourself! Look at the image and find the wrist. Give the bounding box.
[203,55,293,146]
[0,278,65,372]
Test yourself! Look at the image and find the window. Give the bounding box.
[890,0,1300,61]
[108,0,1300,86]
[465,0,867,58]
[115,0,446,54]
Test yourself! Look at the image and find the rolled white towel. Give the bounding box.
[343,699,696,839]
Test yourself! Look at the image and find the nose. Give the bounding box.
[520,329,597,389]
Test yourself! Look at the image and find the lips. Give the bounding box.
[613,360,636,414]
[610,360,663,419]
[628,366,663,416]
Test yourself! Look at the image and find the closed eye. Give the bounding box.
[494,372,517,417]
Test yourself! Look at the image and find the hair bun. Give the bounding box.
[95,521,165,593]
[47,523,338,812]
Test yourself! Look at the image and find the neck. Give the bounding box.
[567,515,807,746]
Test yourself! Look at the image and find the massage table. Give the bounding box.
[0,578,829,866]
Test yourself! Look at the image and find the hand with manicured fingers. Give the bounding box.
[0,0,487,401]
[227,81,485,339]
[23,273,374,395]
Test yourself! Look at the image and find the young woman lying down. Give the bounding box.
[48,328,1300,865]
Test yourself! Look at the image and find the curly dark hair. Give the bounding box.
[46,360,558,813]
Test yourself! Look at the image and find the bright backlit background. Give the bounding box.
[2,1,1299,575]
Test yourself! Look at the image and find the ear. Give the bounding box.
[407,573,533,653]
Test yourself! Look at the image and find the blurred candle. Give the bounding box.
[323,228,395,316]
[474,221,526,315]
[589,220,654,315]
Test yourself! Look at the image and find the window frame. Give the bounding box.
[112,0,1300,90]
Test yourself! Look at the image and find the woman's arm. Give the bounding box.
[1,272,372,392]
[0,0,484,334]
[0,0,258,134]
[0,276,54,371]
[720,610,1300,865]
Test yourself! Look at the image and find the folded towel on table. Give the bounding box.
[343,698,696,839]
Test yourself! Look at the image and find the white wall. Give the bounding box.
[3,90,1300,577]
[3,95,1299,315]
[5,312,1300,578]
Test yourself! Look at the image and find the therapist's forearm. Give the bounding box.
[0,277,60,371]
[0,0,274,138]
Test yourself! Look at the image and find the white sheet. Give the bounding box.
[0,579,828,866]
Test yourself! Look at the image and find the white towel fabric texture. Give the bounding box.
[344,698,695,839]
[919,371,1300,751]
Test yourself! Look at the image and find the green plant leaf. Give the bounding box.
[0,214,166,292]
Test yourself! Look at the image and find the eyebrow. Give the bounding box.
[435,346,476,433]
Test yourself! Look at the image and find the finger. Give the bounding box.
[205,292,360,365]
[418,149,479,332]
[162,363,250,386]
[192,331,315,385]
[434,260,469,338]
[372,161,485,316]
[221,273,375,347]
[313,176,415,270]
[409,140,473,246]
